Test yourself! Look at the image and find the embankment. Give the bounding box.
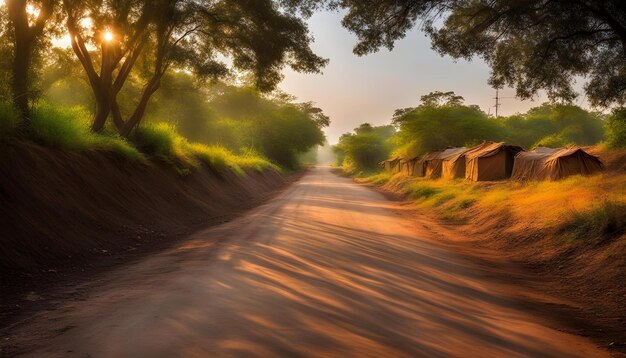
[0,140,286,275]
[357,148,626,350]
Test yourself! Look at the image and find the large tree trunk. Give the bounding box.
[7,0,53,126]
[8,0,33,124]
[119,76,162,138]
[91,93,110,133]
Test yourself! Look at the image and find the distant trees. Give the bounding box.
[339,91,610,171]
[605,108,626,148]
[392,91,502,156]
[499,104,605,148]
[334,123,395,173]
[203,86,328,169]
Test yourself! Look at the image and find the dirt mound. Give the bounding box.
[0,140,286,274]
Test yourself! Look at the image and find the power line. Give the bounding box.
[493,89,515,118]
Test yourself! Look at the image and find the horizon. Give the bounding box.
[279,9,591,144]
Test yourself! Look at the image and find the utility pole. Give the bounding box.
[494,88,501,118]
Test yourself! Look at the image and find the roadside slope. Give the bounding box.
[0,140,286,273]
[357,153,626,352]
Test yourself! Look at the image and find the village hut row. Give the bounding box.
[381,141,603,181]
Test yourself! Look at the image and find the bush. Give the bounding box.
[605,108,626,148]
[30,104,94,149]
[407,183,440,199]
[564,200,626,241]
[134,122,196,166]
[534,132,573,148]
[29,103,145,162]
[136,122,278,175]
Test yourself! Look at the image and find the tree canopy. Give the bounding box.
[392,91,502,156]
[3,0,327,137]
[334,123,396,173]
[331,0,626,107]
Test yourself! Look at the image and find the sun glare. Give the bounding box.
[103,30,114,42]
[26,4,40,18]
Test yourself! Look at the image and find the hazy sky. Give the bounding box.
[279,10,589,144]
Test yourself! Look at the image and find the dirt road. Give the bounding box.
[2,166,610,357]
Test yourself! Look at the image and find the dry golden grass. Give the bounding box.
[361,171,626,241]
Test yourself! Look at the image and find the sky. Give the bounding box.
[278,10,589,144]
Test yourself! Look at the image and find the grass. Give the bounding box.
[135,122,278,175]
[563,200,626,242]
[362,170,626,237]
[2,103,278,176]
[30,103,146,162]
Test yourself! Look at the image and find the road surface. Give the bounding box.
[4,166,608,357]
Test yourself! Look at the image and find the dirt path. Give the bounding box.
[1,166,611,357]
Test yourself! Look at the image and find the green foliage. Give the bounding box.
[134,122,196,166]
[254,103,326,169]
[500,103,605,149]
[334,123,396,173]
[194,85,328,169]
[29,103,145,161]
[564,200,626,241]
[58,0,328,134]
[393,92,502,156]
[135,122,278,175]
[534,133,572,148]
[335,0,626,106]
[605,108,626,148]
[29,104,99,149]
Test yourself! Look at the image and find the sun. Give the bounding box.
[103,30,114,42]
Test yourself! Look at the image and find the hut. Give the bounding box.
[399,158,412,175]
[511,147,603,181]
[409,156,426,177]
[465,142,524,181]
[422,151,444,178]
[406,157,424,176]
[441,147,470,180]
[425,148,469,179]
[381,157,401,172]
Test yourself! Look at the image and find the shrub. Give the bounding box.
[408,184,440,199]
[93,136,146,163]
[534,132,573,148]
[30,104,93,149]
[564,200,626,241]
[605,108,626,148]
[134,122,197,167]
[136,122,278,175]
[29,103,145,162]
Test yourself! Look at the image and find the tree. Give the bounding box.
[334,123,395,172]
[5,0,56,122]
[202,85,328,168]
[392,91,503,155]
[419,91,464,107]
[605,108,626,148]
[333,0,626,107]
[62,0,327,135]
